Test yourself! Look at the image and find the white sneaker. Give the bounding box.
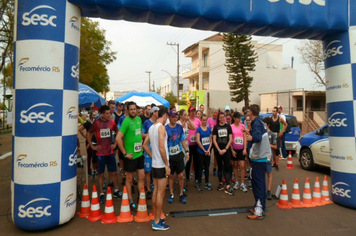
[240,183,248,192]
[233,182,239,190]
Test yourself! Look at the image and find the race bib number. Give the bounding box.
[234,137,243,145]
[134,142,142,152]
[218,129,227,137]
[169,145,180,155]
[190,135,196,142]
[202,137,210,146]
[100,128,110,138]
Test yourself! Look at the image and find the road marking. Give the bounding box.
[0,152,12,160]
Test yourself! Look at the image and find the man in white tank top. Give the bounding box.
[143,107,171,230]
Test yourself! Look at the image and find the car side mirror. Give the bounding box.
[315,129,321,135]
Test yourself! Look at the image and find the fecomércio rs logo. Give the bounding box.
[18,57,60,73]
[66,106,77,120]
[64,194,76,208]
[69,16,80,32]
[16,154,57,168]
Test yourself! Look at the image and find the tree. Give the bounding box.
[223,33,257,108]
[296,40,325,86]
[164,91,177,106]
[80,18,117,93]
[0,0,14,88]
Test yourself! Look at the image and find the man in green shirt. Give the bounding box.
[117,101,144,210]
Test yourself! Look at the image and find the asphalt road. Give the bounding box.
[1,132,355,236]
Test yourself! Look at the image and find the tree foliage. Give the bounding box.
[80,18,117,93]
[296,40,325,87]
[223,33,257,108]
[0,0,14,88]
[164,91,177,106]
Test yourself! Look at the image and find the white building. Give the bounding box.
[160,76,189,98]
[182,33,297,111]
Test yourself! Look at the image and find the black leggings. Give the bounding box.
[186,145,198,180]
[215,148,231,185]
[196,152,211,184]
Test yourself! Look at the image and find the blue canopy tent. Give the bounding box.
[78,83,106,108]
[115,92,169,108]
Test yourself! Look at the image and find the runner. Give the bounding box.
[270,106,287,171]
[199,104,205,114]
[116,101,144,210]
[263,117,277,200]
[246,104,271,220]
[186,106,201,186]
[86,105,122,203]
[196,114,213,191]
[142,106,159,199]
[277,105,287,159]
[195,110,202,121]
[114,101,123,125]
[143,107,170,231]
[231,112,248,192]
[207,108,218,176]
[141,104,152,124]
[166,110,189,203]
[212,112,233,195]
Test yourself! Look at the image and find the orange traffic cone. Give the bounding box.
[77,183,91,218]
[276,179,292,209]
[321,175,333,204]
[117,186,133,223]
[135,186,150,222]
[101,187,117,224]
[302,177,315,208]
[149,209,166,220]
[286,151,294,169]
[290,178,304,208]
[312,176,325,206]
[87,185,102,222]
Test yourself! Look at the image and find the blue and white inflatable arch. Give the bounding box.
[12,0,356,230]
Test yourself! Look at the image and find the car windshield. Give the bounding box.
[286,117,298,127]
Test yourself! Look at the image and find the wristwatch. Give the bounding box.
[123,152,127,156]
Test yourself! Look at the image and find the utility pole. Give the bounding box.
[167,42,180,107]
[145,71,151,92]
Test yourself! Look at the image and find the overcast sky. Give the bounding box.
[95,19,325,93]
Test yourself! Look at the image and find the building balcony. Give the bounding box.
[182,66,210,79]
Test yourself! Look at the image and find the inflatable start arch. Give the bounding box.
[11,0,356,230]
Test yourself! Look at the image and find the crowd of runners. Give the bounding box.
[78,101,288,230]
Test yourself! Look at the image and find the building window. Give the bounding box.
[179,84,183,90]
[311,100,321,110]
[202,78,205,90]
[297,99,303,111]
[204,53,208,67]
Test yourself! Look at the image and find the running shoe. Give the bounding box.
[159,218,166,224]
[225,185,234,196]
[146,190,152,200]
[152,220,170,231]
[179,194,187,204]
[130,202,137,211]
[233,182,239,190]
[113,190,123,198]
[99,193,105,204]
[240,183,248,193]
[168,194,174,203]
[213,168,217,176]
[266,191,272,200]
[205,183,212,190]
[217,183,224,191]
[198,183,203,191]
[247,213,264,220]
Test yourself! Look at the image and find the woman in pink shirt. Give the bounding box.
[186,106,201,185]
[230,112,248,192]
[207,108,218,176]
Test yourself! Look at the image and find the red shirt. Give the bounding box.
[89,118,118,156]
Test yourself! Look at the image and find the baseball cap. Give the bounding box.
[278,105,282,109]
[188,106,196,111]
[225,105,231,111]
[116,101,123,106]
[150,107,159,114]
[168,110,178,117]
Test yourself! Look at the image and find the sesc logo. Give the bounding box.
[71,62,79,79]
[68,147,78,166]
[323,40,343,59]
[332,182,351,198]
[64,194,76,208]
[18,198,52,218]
[22,5,57,27]
[268,0,325,6]
[20,103,54,124]
[69,16,80,31]
[67,106,77,120]
[328,112,347,127]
